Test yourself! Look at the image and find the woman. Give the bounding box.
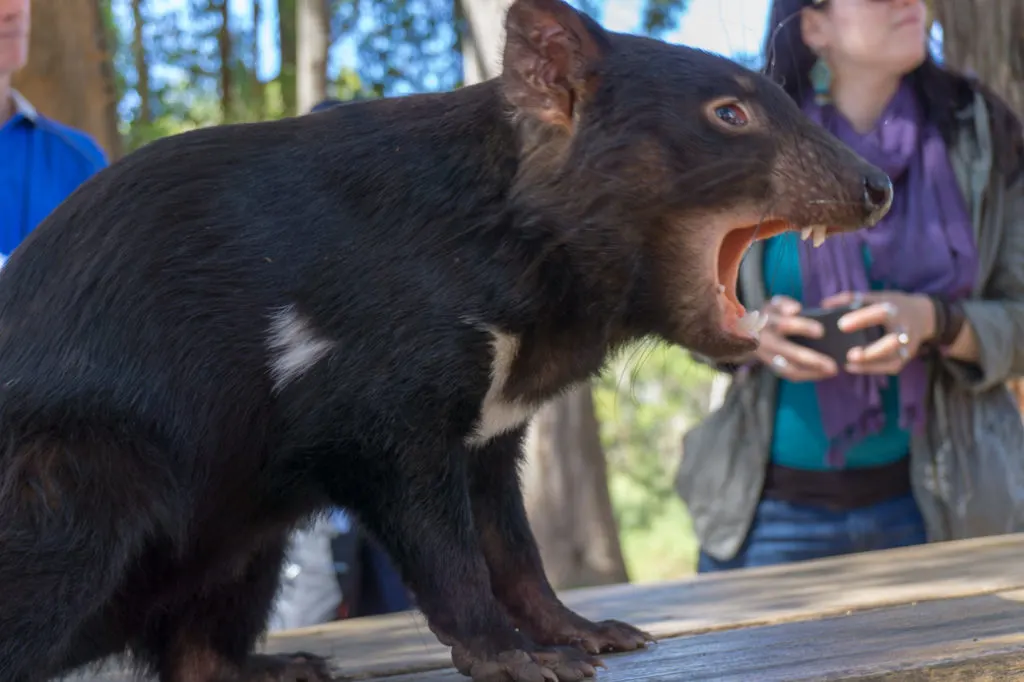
[676,0,1024,572]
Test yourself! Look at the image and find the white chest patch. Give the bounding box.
[266,304,335,392]
[465,327,543,448]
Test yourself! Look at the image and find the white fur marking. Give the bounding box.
[266,304,335,391]
[466,327,542,448]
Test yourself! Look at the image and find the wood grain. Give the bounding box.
[375,591,1024,682]
[67,534,1024,681]
[258,534,1024,679]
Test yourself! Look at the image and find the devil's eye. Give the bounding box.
[714,103,749,127]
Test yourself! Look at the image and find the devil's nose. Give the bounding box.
[862,171,893,224]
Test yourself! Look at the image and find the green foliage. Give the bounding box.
[109,0,694,143]
[349,0,461,95]
[277,0,297,116]
[617,490,697,582]
[593,341,717,581]
[640,0,688,38]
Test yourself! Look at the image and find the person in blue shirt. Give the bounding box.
[1,0,108,255]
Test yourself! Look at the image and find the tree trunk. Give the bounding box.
[295,0,329,114]
[252,0,265,120]
[456,0,512,83]
[12,0,122,160]
[130,0,151,125]
[931,0,1024,413]
[277,0,297,117]
[932,0,1024,115]
[522,386,630,590]
[216,0,233,123]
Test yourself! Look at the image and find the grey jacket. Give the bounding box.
[677,91,1024,562]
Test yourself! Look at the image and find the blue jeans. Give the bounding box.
[697,492,927,573]
[357,540,412,616]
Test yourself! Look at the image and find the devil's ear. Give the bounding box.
[501,0,610,130]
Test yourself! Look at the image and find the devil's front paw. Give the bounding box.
[451,642,603,682]
[565,619,654,654]
[525,613,655,655]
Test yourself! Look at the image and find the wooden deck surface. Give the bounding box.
[69,533,1024,681]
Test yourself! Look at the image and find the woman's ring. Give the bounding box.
[772,355,789,370]
[895,326,911,361]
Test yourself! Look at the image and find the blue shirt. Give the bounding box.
[762,232,910,470]
[0,91,108,256]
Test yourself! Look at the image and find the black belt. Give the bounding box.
[762,457,911,511]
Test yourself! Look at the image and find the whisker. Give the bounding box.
[627,340,660,399]
[804,199,863,206]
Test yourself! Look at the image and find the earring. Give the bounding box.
[810,58,832,105]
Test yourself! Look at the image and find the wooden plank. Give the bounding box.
[68,534,1024,681]
[375,590,1024,681]
[259,534,1024,679]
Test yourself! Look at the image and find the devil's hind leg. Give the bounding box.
[136,528,333,682]
[0,430,160,681]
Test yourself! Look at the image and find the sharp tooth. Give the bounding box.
[812,225,828,247]
[737,310,765,338]
[801,226,813,241]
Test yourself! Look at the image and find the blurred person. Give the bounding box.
[677,0,1024,572]
[267,512,348,632]
[1,0,107,256]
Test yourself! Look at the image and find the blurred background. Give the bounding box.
[10,0,1024,597]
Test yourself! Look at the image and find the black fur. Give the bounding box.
[0,0,889,680]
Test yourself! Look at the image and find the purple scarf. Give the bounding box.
[798,79,978,466]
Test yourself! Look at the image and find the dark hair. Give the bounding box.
[762,0,1022,180]
[310,97,346,114]
[309,93,372,114]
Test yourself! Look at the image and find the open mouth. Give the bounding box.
[714,219,833,340]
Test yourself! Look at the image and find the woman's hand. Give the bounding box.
[822,291,937,375]
[754,296,839,382]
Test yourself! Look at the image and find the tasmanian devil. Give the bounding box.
[0,0,891,681]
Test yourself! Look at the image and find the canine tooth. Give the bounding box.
[751,310,769,332]
[737,310,766,336]
[812,225,828,247]
[801,226,813,241]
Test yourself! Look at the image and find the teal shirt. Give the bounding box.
[762,232,910,470]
